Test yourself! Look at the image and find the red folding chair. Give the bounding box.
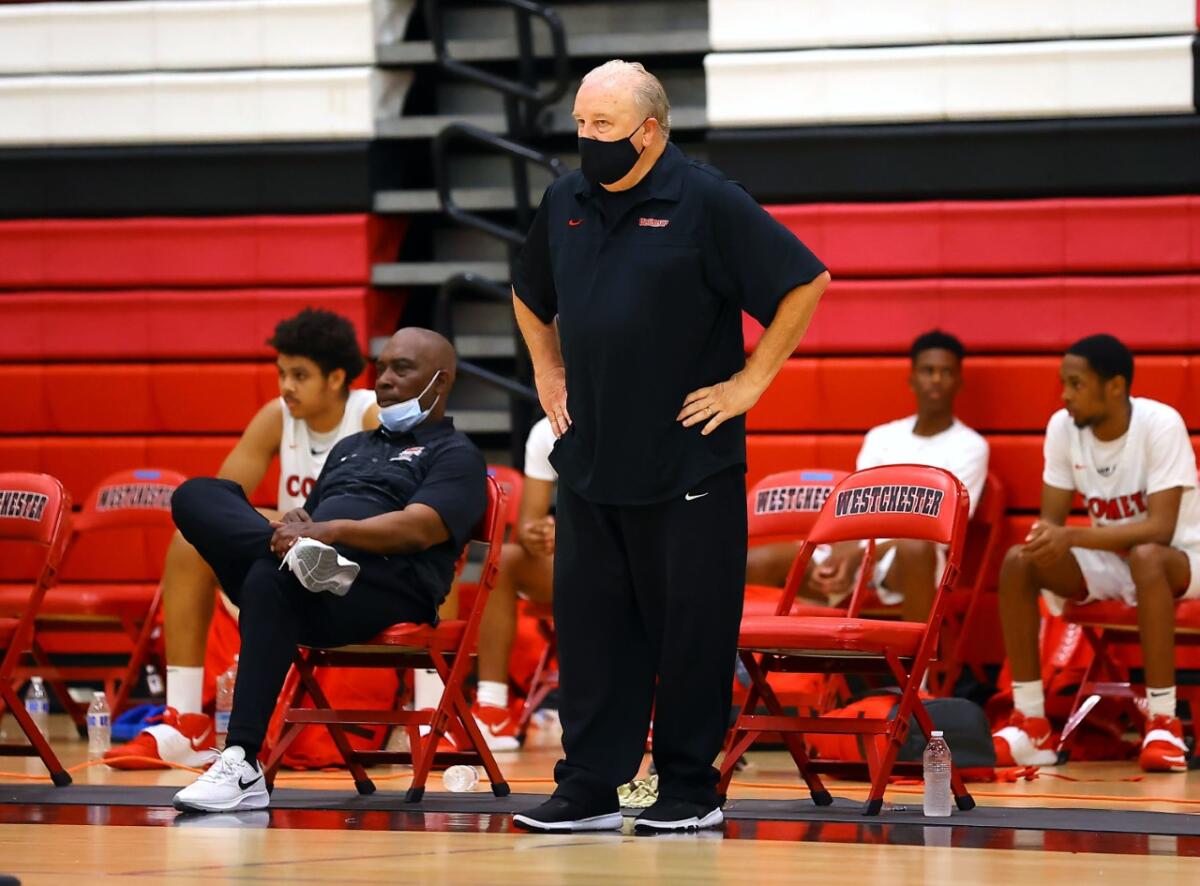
[486,464,524,539]
[1061,599,1200,750]
[718,464,975,816]
[515,599,558,742]
[743,469,853,619]
[802,472,1007,698]
[264,475,509,801]
[0,472,73,785]
[2,469,185,727]
[926,472,1006,695]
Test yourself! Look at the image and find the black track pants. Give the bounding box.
[551,466,747,809]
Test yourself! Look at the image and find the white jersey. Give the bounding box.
[524,417,558,482]
[1043,397,1200,552]
[856,415,989,518]
[278,388,375,510]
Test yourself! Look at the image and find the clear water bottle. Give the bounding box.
[87,691,112,759]
[442,764,479,792]
[923,730,952,817]
[215,656,238,750]
[24,677,50,739]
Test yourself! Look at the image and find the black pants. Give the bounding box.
[170,478,430,757]
[552,466,747,809]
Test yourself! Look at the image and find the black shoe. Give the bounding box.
[634,797,724,834]
[513,796,622,833]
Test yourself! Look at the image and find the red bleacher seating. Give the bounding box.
[0,288,403,361]
[766,197,1200,278]
[748,356,1200,432]
[0,363,281,434]
[744,276,1200,354]
[0,216,405,290]
[0,438,277,523]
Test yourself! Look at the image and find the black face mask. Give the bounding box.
[578,118,649,186]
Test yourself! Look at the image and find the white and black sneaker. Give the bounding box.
[173,745,270,813]
[512,796,623,833]
[280,538,359,596]
[633,797,724,834]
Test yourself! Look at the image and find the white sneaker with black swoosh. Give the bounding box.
[173,745,270,813]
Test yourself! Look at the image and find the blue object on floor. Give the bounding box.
[112,704,167,742]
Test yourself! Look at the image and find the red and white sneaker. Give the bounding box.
[992,711,1059,766]
[471,702,520,752]
[104,707,218,770]
[1139,715,1190,773]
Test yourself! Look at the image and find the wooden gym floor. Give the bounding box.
[1,715,1198,884]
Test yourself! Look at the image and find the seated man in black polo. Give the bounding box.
[169,327,487,813]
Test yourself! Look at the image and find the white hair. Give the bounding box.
[580,59,671,139]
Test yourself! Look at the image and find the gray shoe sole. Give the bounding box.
[172,787,270,814]
[512,811,623,832]
[291,544,358,596]
[634,807,724,834]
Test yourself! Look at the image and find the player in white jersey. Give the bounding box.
[746,330,989,622]
[473,416,558,750]
[993,335,1200,773]
[107,308,379,769]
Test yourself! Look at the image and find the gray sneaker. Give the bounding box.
[280,538,359,596]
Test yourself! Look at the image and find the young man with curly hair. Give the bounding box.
[107,308,379,769]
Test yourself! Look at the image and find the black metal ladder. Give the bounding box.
[423,0,571,460]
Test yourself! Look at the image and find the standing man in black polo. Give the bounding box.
[511,60,830,834]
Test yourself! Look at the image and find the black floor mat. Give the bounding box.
[2,784,1198,836]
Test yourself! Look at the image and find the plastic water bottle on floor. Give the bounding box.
[87,691,112,759]
[24,677,50,740]
[215,656,238,750]
[922,730,952,817]
[442,765,479,793]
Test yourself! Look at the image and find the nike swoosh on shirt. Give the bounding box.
[311,448,327,456]
[684,492,709,501]
[238,773,263,791]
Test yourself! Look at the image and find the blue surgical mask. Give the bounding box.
[378,370,441,435]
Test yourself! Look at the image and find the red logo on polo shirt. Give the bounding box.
[567,218,583,227]
[639,217,669,228]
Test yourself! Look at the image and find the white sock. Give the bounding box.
[414,668,444,710]
[1147,686,1177,720]
[477,680,508,710]
[165,666,204,715]
[1011,679,1045,720]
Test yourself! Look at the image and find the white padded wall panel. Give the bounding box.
[0,0,402,74]
[1067,37,1196,115]
[710,0,1196,51]
[941,43,1068,120]
[0,68,412,145]
[706,36,1195,127]
[46,3,156,72]
[152,2,266,71]
[823,47,944,124]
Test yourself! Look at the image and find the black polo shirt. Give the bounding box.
[302,417,487,609]
[512,142,827,505]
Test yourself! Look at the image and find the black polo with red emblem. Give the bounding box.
[512,142,826,506]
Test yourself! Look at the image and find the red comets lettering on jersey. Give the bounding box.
[284,475,317,500]
[754,484,832,516]
[1086,491,1148,522]
[834,485,945,518]
[0,490,49,522]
